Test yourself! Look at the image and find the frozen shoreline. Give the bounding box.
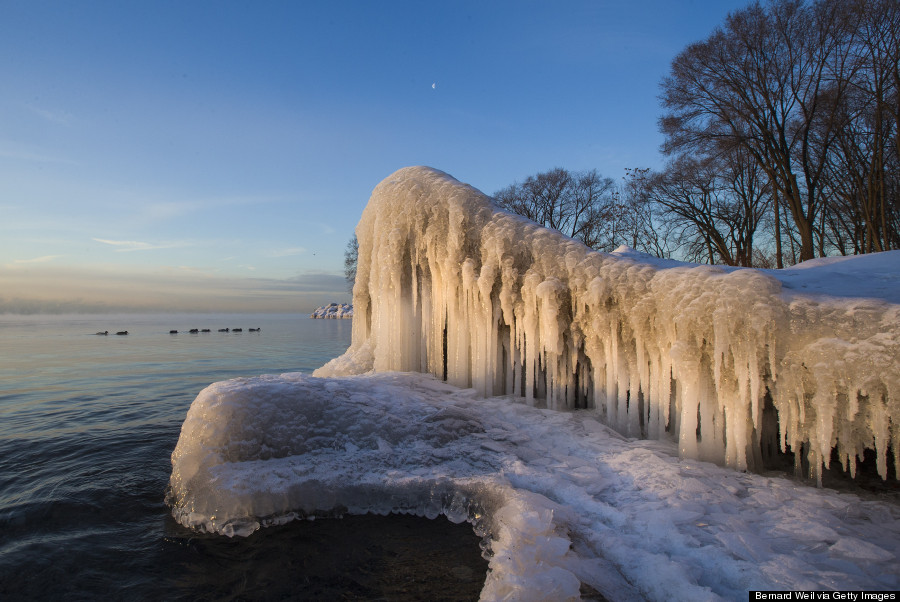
[169,167,899,600]
[169,371,900,599]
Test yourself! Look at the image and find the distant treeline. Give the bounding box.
[495,0,899,268]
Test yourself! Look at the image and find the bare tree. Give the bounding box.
[344,235,358,293]
[613,167,674,257]
[492,1,898,267]
[649,159,728,265]
[719,147,773,266]
[821,0,900,254]
[646,149,770,267]
[493,168,617,250]
[570,169,618,248]
[660,0,859,263]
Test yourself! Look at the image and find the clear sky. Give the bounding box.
[1,0,750,313]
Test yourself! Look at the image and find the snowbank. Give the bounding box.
[310,302,353,319]
[168,371,900,599]
[317,166,900,483]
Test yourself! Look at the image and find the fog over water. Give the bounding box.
[0,267,349,314]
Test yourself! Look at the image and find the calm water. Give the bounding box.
[0,314,487,601]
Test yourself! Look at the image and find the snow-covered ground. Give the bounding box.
[609,244,900,305]
[169,167,899,600]
[310,302,353,319]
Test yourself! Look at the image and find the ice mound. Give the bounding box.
[310,302,353,319]
[168,371,900,599]
[168,372,583,601]
[316,166,900,482]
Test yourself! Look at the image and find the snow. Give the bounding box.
[168,166,900,599]
[610,245,900,305]
[168,371,900,599]
[310,302,353,319]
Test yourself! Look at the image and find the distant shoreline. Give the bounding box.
[0,310,333,317]
[310,303,353,319]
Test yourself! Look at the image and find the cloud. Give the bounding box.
[0,264,350,314]
[26,104,73,125]
[0,144,79,165]
[13,255,62,264]
[285,272,349,291]
[267,247,307,258]
[139,201,197,222]
[92,238,190,252]
[131,194,286,224]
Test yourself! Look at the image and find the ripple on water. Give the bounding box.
[0,315,490,600]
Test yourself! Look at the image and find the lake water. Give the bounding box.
[0,314,488,601]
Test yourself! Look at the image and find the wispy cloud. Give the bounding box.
[26,104,74,125]
[92,238,190,252]
[313,222,336,235]
[267,247,307,258]
[0,264,350,313]
[125,193,287,226]
[13,255,62,264]
[176,265,215,276]
[138,201,197,222]
[0,144,79,165]
[283,271,348,291]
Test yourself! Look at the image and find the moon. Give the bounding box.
[432,82,436,89]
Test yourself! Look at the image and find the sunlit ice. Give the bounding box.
[169,167,900,600]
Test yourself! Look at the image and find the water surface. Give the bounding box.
[0,314,487,600]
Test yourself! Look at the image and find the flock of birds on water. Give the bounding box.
[93,327,261,335]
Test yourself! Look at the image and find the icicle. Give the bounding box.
[317,166,900,480]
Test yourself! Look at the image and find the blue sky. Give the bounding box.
[1,0,749,313]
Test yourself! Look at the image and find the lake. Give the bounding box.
[0,313,488,601]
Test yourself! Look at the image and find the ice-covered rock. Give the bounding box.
[168,371,900,598]
[310,302,353,319]
[168,372,586,600]
[317,166,900,483]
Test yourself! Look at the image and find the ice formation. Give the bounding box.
[168,371,900,599]
[168,167,900,599]
[318,166,900,483]
[310,302,353,319]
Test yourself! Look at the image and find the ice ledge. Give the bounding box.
[317,166,899,482]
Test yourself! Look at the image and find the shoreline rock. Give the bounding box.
[310,302,353,319]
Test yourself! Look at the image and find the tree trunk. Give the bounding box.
[773,182,784,269]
